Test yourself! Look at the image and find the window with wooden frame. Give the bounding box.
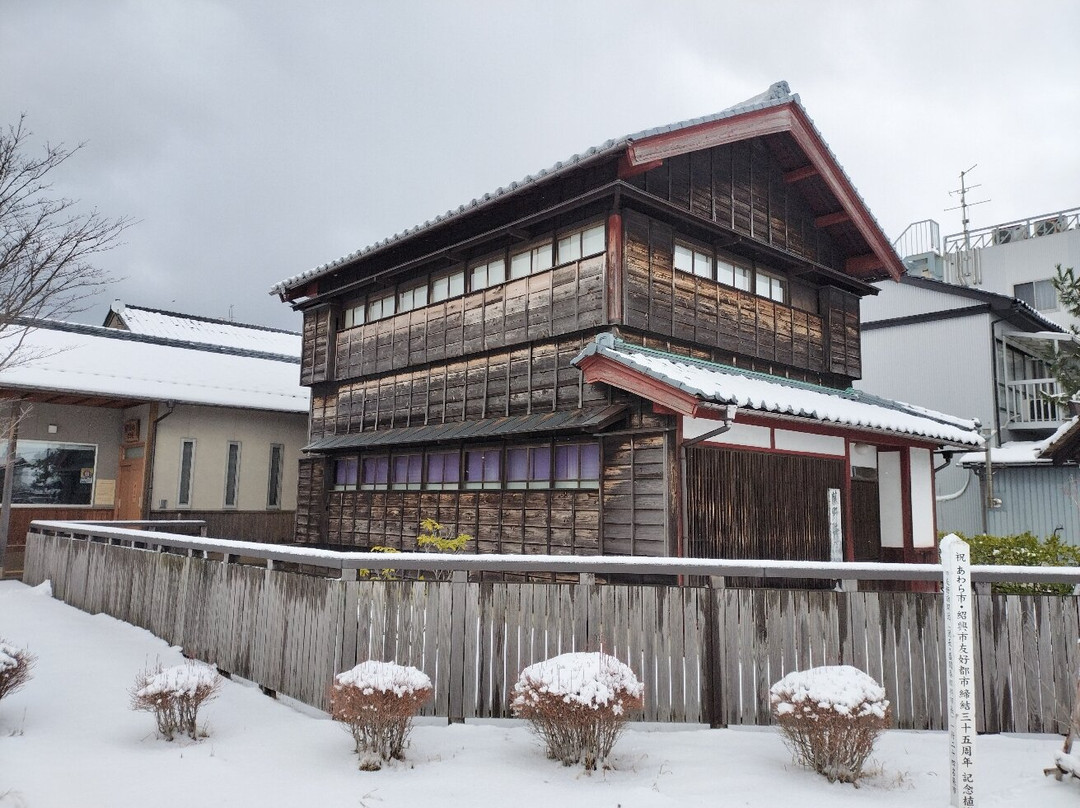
[756,269,787,303]
[431,268,465,303]
[333,456,358,490]
[360,455,389,489]
[398,282,429,313]
[716,252,753,292]
[674,241,713,279]
[391,453,423,490]
[505,444,552,489]
[469,256,506,291]
[177,439,196,507]
[509,239,554,280]
[425,450,460,489]
[223,441,241,508]
[341,300,366,329]
[464,447,501,489]
[556,222,605,264]
[267,443,284,508]
[366,292,396,321]
[554,443,601,489]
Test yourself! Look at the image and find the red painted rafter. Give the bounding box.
[622,102,905,281]
[783,164,818,184]
[814,211,851,229]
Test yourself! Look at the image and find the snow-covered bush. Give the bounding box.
[769,665,891,784]
[511,651,644,771]
[130,662,221,741]
[329,660,432,770]
[0,640,35,703]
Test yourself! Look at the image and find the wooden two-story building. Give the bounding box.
[272,82,982,569]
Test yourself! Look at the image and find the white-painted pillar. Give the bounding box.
[941,533,976,807]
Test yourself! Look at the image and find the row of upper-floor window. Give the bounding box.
[341,222,607,329]
[339,222,806,331]
[674,240,788,304]
[332,440,601,492]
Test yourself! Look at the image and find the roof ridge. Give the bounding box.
[119,303,300,336]
[11,317,300,364]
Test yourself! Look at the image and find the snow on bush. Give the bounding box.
[329,660,433,770]
[769,665,891,784]
[0,639,35,703]
[511,651,644,771]
[130,662,222,741]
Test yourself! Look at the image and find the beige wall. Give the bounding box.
[150,404,307,512]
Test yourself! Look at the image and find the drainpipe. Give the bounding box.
[679,404,736,572]
[142,401,176,518]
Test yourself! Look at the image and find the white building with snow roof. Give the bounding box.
[0,317,308,576]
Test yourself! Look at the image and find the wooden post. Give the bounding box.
[703,580,727,728]
[941,533,976,807]
[448,569,467,724]
[575,572,595,649]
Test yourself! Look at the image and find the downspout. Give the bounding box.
[678,404,737,569]
[142,401,176,517]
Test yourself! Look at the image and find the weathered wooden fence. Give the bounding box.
[21,522,1080,735]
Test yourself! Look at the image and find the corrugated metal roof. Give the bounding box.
[270,82,811,297]
[303,405,627,452]
[572,334,983,447]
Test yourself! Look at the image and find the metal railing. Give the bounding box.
[944,205,1080,252]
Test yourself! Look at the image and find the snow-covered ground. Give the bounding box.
[0,579,1074,807]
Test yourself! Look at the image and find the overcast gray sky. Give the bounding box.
[3,1,1078,332]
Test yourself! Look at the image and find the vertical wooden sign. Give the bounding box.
[828,488,843,563]
[941,533,976,807]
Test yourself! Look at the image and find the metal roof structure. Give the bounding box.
[302,405,627,452]
[271,81,902,298]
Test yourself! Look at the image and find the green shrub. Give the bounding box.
[951,531,1080,595]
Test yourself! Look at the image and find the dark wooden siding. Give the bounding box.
[601,430,672,557]
[324,489,600,557]
[311,336,610,441]
[153,510,296,544]
[622,209,840,379]
[627,140,842,271]
[332,256,605,384]
[820,285,861,378]
[684,446,843,566]
[301,307,335,386]
[294,457,325,544]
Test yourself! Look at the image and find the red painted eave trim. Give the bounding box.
[623,102,905,283]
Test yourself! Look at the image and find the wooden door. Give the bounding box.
[116,450,145,521]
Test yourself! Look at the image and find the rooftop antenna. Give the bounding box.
[945,165,991,249]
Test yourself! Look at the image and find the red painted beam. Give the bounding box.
[844,254,885,275]
[783,164,818,184]
[617,154,663,179]
[814,211,851,229]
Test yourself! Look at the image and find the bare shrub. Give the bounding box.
[130,662,221,741]
[511,651,644,771]
[329,661,432,770]
[0,640,35,703]
[770,665,891,784]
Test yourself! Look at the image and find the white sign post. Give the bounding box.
[827,488,843,563]
[941,533,976,807]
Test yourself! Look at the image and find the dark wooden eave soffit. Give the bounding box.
[302,405,628,453]
[620,102,905,282]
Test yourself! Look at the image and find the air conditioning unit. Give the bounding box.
[994,224,1028,244]
[1033,216,1066,237]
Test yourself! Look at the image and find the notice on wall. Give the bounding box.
[941,533,976,807]
[94,479,116,507]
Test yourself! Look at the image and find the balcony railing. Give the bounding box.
[1004,378,1068,430]
[944,205,1080,252]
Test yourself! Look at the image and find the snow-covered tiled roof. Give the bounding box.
[271,81,846,298]
[572,334,983,447]
[0,321,308,413]
[109,302,300,358]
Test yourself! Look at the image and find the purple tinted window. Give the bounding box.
[335,457,358,487]
[506,447,528,481]
[580,444,600,479]
[466,449,500,484]
[554,445,576,480]
[427,451,458,484]
[483,450,500,481]
[393,454,422,485]
[362,456,388,486]
[530,446,551,481]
